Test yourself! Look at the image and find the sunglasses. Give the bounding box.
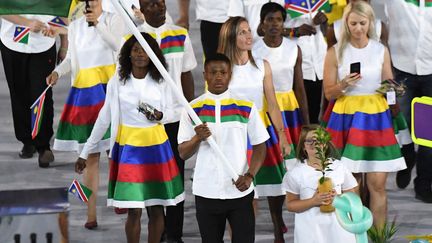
[304,139,317,146]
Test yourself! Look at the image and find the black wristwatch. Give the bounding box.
[244,172,254,180]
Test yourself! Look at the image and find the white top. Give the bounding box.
[138,22,197,123]
[253,37,298,92]
[0,15,55,53]
[285,12,327,81]
[80,73,174,160]
[336,40,384,96]
[333,19,382,42]
[178,90,270,199]
[385,0,432,75]
[196,0,230,23]
[229,59,265,110]
[282,160,357,243]
[54,12,125,84]
[228,0,285,42]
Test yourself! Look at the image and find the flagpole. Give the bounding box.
[111,0,239,181]
[30,84,52,109]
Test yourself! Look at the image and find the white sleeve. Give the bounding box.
[54,23,73,77]
[181,33,197,72]
[342,165,358,191]
[247,103,270,145]
[79,76,116,159]
[95,13,125,52]
[282,169,300,194]
[177,108,195,144]
[159,81,176,124]
[228,0,245,17]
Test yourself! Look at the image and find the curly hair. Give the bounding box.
[118,32,168,83]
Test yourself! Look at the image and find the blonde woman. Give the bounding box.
[218,16,291,243]
[323,1,406,228]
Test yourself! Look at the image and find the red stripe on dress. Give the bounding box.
[262,142,283,167]
[109,158,179,183]
[327,127,398,148]
[59,101,104,125]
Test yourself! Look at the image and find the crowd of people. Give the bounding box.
[1,0,431,242]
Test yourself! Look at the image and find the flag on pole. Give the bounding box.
[0,0,73,17]
[48,16,67,28]
[30,90,46,139]
[285,0,331,18]
[68,179,92,203]
[13,26,30,44]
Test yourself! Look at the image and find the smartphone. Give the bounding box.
[350,62,361,74]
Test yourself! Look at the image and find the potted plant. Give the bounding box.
[314,126,335,213]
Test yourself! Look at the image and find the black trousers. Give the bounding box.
[0,41,55,151]
[200,20,223,58]
[304,78,323,124]
[195,192,255,243]
[164,121,185,240]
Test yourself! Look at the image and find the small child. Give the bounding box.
[282,124,358,243]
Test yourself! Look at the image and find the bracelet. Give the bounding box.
[289,28,295,38]
[338,81,347,93]
[244,172,254,180]
[59,47,68,52]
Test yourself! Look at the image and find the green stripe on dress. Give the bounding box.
[108,174,184,201]
[255,162,286,185]
[342,143,402,161]
[56,121,110,143]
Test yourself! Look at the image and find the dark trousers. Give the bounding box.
[195,192,255,243]
[304,78,323,124]
[200,20,223,58]
[164,122,185,240]
[0,41,55,151]
[395,68,432,194]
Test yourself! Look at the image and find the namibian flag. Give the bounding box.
[30,90,46,139]
[68,179,92,203]
[0,0,72,17]
[48,16,67,28]
[13,26,30,44]
[285,0,331,18]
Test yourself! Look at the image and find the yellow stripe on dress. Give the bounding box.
[275,90,300,111]
[332,94,389,114]
[73,64,116,89]
[116,124,168,147]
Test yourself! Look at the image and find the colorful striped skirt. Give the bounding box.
[108,123,184,208]
[252,109,287,197]
[326,94,406,173]
[393,112,412,147]
[54,65,115,153]
[276,90,302,170]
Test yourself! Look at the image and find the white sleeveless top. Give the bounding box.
[253,37,298,93]
[336,39,384,96]
[333,19,382,42]
[229,58,265,110]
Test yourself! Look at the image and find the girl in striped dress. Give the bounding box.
[323,1,406,228]
[253,2,310,171]
[76,33,184,243]
[218,16,292,243]
[46,0,124,229]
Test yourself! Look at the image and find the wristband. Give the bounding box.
[244,172,254,180]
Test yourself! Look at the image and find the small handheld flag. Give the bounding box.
[285,0,331,18]
[68,179,92,203]
[30,92,46,139]
[48,16,67,28]
[30,85,51,139]
[13,26,30,44]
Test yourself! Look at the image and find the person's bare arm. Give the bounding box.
[2,15,46,33]
[181,71,195,101]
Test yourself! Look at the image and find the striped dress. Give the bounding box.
[229,58,286,197]
[326,40,406,172]
[108,75,184,207]
[253,37,303,170]
[54,14,117,153]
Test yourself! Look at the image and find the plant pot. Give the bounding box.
[318,177,335,213]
